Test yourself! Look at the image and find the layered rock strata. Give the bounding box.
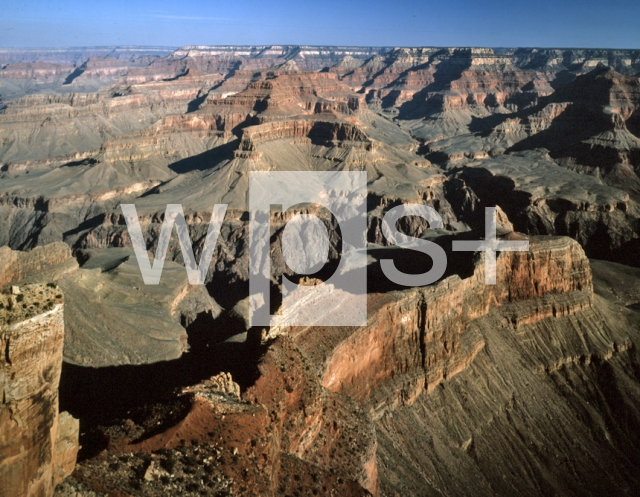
[375,269,640,495]
[0,284,78,497]
[64,234,634,497]
[289,236,591,414]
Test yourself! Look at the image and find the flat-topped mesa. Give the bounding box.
[236,119,373,153]
[0,284,79,497]
[291,236,592,417]
[0,242,75,289]
[199,70,366,131]
[0,62,75,80]
[171,45,388,72]
[70,56,135,80]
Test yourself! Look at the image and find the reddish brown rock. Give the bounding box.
[0,284,78,497]
[0,242,75,289]
[198,67,366,136]
[86,366,373,496]
[0,62,74,80]
[288,236,591,416]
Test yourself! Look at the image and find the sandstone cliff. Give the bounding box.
[0,284,78,497]
[62,234,640,496]
[2,46,639,271]
[2,45,640,495]
[374,262,640,495]
[292,237,592,415]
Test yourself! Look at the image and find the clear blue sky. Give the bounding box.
[0,0,638,49]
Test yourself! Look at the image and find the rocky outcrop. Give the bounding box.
[0,284,78,497]
[71,366,373,496]
[244,337,379,494]
[198,69,366,134]
[0,242,75,289]
[445,150,640,263]
[238,118,372,152]
[290,236,592,415]
[52,412,79,488]
[64,231,640,496]
[374,264,640,496]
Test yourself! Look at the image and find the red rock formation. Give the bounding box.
[0,62,74,80]
[238,119,371,152]
[244,337,378,494]
[288,236,591,415]
[0,242,74,288]
[198,67,366,135]
[65,235,607,496]
[86,368,374,496]
[1,44,640,496]
[0,284,78,497]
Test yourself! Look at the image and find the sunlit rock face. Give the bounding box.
[305,236,592,412]
[0,45,640,496]
[0,284,78,497]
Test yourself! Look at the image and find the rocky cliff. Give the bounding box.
[374,261,640,495]
[0,284,78,497]
[1,45,640,496]
[300,237,592,413]
[1,45,638,268]
[60,233,640,496]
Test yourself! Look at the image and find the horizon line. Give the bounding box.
[1,44,640,51]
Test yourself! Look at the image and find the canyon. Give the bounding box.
[0,45,639,496]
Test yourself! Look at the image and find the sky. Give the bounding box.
[0,0,638,49]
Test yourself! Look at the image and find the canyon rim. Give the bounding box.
[2,2,640,496]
